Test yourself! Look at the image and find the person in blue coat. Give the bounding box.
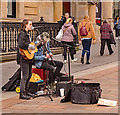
[34,33,63,87]
[114,15,120,38]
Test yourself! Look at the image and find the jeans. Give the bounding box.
[115,29,120,37]
[81,38,92,61]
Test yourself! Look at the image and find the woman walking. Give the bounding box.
[100,20,113,56]
[78,16,96,64]
[61,18,77,63]
[114,15,120,39]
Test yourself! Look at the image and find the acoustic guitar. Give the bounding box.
[19,42,41,60]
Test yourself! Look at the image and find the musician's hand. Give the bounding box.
[79,40,82,45]
[93,40,96,44]
[46,54,50,58]
[28,44,35,50]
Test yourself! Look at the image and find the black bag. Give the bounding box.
[110,32,116,46]
[71,83,102,104]
[2,68,21,91]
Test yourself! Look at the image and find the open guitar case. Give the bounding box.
[2,68,21,91]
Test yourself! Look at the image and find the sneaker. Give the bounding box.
[64,60,67,63]
[71,58,77,62]
[86,61,90,64]
[110,51,114,55]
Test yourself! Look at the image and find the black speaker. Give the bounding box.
[56,81,72,97]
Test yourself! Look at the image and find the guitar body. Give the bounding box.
[19,42,38,60]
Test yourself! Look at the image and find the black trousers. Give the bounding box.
[115,29,120,37]
[62,41,75,60]
[40,60,63,84]
[20,57,32,93]
[100,39,113,55]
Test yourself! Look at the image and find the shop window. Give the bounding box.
[7,0,16,18]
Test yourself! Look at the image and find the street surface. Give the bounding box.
[0,41,119,114]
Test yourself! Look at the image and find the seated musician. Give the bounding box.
[34,32,63,88]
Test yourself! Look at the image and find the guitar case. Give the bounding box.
[2,68,21,91]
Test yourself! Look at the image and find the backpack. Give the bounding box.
[80,22,88,36]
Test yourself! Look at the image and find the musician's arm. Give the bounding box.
[47,42,52,55]
[34,52,46,61]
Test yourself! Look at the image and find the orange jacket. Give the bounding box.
[78,19,96,40]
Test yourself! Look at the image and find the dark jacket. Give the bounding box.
[17,30,34,63]
[18,30,30,50]
[100,23,112,39]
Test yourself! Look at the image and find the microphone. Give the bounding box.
[31,26,42,30]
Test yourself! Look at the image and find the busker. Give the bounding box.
[17,19,35,100]
[34,32,63,88]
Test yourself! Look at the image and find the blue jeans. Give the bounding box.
[82,38,92,61]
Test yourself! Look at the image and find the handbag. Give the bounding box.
[56,27,69,41]
[56,29,63,41]
[110,32,116,46]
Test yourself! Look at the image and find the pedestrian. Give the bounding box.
[78,16,96,64]
[62,12,76,26]
[100,20,114,56]
[61,18,77,63]
[114,15,120,39]
[61,13,77,55]
[34,33,63,88]
[17,19,35,100]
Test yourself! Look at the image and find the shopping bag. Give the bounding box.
[56,29,63,41]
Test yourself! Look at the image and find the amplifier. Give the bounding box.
[56,81,72,97]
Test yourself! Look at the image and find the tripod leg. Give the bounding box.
[45,87,53,101]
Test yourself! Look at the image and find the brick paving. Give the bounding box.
[1,65,118,114]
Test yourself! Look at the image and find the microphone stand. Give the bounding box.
[52,38,88,82]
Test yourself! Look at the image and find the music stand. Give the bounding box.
[51,38,77,82]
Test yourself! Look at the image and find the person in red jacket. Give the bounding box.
[100,20,114,56]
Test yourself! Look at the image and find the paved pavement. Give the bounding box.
[0,41,119,114]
